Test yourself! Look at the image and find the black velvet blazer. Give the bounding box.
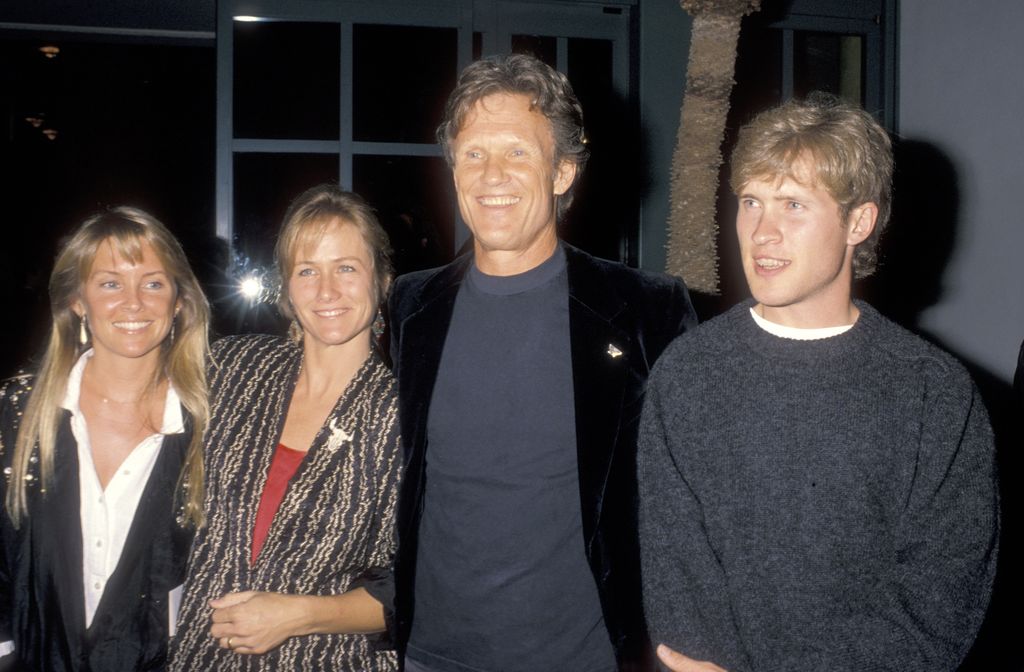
[388,244,697,671]
[0,374,192,672]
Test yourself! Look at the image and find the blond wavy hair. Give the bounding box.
[730,92,893,278]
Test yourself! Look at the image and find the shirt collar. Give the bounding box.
[749,307,854,341]
[62,349,185,434]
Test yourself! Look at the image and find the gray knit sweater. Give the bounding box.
[638,301,998,672]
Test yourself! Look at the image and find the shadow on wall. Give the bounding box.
[861,138,1021,672]
[860,139,957,327]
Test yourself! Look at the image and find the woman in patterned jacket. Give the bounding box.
[169,184,401,671]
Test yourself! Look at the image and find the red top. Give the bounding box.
[251,443,306,565]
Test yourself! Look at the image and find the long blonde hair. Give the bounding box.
[6,207,210,527]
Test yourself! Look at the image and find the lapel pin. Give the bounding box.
[607,344,623,359]
[324,418,353,453]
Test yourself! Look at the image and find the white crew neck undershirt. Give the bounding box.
[749,307,854,340]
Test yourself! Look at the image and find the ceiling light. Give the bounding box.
[39,45,60,58]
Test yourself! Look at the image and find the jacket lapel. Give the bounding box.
[396,258,468,454]
[394,257,469,532]
[565,246,631,549]
[241,351,302,575]
[38,414,87,659]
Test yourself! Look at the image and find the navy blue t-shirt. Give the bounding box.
[408,247,616,672]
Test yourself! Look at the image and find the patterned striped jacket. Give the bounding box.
[169,335,401,671]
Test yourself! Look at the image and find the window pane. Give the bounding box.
[232,153,339,268]
[731,25,784,115]
[353,155,455,273]
[473,31,483,60]
[353,25,457,144]
[234,21,340,140]
[511,34,556,67]
[564,38,627,261]
[228,152,338,334]
[794,32,864,105]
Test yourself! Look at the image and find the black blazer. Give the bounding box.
[0,374,192,672]
[388,245,697,671]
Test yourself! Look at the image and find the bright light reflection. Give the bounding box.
[239,276,263,299]
[233,15,265,22]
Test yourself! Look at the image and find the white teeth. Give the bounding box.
[316,309,345,317]
[755,258,787,269]
[113,321,151,330]
[478,196,520,206]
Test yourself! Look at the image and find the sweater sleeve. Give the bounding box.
[804,376,999,672]
[638,370,754,672]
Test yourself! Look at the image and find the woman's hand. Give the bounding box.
[209,591,311,655]
[208,586,385,654]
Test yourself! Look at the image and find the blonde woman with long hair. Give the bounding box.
[0,207,209,671]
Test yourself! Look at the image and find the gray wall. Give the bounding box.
[898,0,1024,384]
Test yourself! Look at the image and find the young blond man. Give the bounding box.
[639,94,998,672]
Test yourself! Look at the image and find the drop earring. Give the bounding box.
[79,314,89,346]
[371,309,385,338]
[169,307,179,344]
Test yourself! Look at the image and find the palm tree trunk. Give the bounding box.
[666,0,760,294]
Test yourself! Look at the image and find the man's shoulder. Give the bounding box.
[660,302,746,354]
[646,304,753,394]
[860,304,975,388]
[565,245,686,298]
[391,264,447,295]
[563,246,696,334]
[390,257,469,318]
